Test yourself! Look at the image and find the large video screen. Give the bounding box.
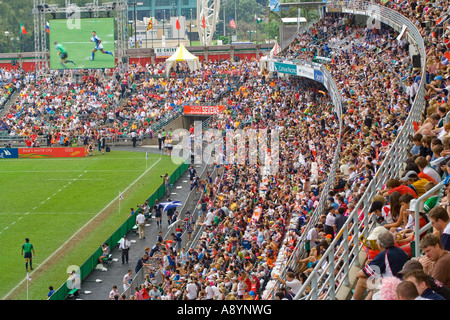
[49,18,115,70]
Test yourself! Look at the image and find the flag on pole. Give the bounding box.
[46,21,50,34]
[119,191,123,200]
[176,17,181,30]
[26,272,32,281]
[146,18,153,31]
[20,23,27,34]
[201,15,206,29]
[145,152,148,160]
[230,18,236,29]
[254,15,263,23]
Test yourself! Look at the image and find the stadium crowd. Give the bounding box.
[0,60,250,148]
[109,0,450,301]
[1,0,448,301]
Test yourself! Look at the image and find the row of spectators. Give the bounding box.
[0,68,24,109]
[0,60,250,146]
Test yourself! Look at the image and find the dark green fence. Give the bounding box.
[49,161,189,300]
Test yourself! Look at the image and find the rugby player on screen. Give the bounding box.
[54,41,76,68]
[89,31,114,60]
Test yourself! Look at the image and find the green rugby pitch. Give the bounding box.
[0,150,179,300]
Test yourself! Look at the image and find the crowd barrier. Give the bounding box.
[48,161,190,300]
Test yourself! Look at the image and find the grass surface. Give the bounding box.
[49,18,115,70]
[0,150,179,300]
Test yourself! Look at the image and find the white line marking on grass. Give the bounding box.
[2,158,162,300]
[49,179,105,181]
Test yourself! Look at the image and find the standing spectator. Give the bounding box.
[166,198,175,226]
[428,206,450,251]
[418,234,450,288]
[171,232,182,253]
[189,165,197,181]
[158,131,163,151]
[21,238,36,272]
[185,213,193,242]
[136,210,146,240]
[163,173,171,196]
[119,235,131,264]
[135,253,151,274]
[334,207,348,242]
[305,224,323,256]
[122,269,133,292]
[131,130,137,148]
[185,278,198,300]
[109,285,120,300]
[153,199,163,229]
[100,135,106,154]
[324,207,336,239]
[140,283,150,300]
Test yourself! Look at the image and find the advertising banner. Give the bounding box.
[0,148,19,159]
[272,61,298,75]
[18,147,86,158]
[183,105,225,116]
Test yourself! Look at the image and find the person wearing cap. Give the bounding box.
[400,170,429,198]
[398,259,450,300]
[352,229,408,300]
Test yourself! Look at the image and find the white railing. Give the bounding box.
[287,0,427,300]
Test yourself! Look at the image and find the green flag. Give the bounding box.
[255,15,263,23]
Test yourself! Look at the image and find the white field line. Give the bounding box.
[1,171,88,233]
[2,158,161,300]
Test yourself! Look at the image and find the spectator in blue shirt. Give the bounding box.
[403,270,445,300]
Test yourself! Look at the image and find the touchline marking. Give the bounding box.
[2,159,161,299]
[2,171,90,233]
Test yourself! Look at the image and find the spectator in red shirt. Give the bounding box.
[379,178,417,198]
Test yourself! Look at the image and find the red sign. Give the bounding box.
[184,105,225,115]
[18,147,86,158]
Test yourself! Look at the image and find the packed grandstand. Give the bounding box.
[2,0,450,301]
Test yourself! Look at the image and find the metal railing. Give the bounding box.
[287,0,427,300]
[262,63,344,299]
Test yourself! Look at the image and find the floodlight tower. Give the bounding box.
[197,0,220,46]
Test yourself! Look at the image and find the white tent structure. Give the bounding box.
[259,41,280,72]
[165,44,200,76]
